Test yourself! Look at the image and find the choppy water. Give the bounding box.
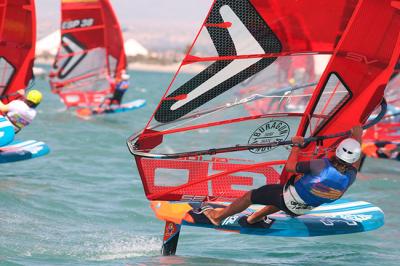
[1,70,399,266]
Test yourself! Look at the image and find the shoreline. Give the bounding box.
[35,60,205,74]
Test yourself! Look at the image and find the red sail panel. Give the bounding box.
[0,0,36,104]
[362,69,400,143]
[386,62,400,107]
[49,0,126,108]
[129,0,400,202]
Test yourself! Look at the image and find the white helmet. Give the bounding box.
[121,73,130,80]
[336,138,361,164]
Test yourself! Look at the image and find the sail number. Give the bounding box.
[62,18,94,30]
[142,157,282,200]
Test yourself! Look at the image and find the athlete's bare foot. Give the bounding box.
[203,208,224,226]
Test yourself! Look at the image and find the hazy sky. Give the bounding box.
[36,0,212,37]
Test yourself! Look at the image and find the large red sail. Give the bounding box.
[0,0,36,104]
[129,0,400,202]
[49,0,126,108]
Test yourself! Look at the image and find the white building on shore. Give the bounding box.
[36,31,148,58]
[36,30,60,57]
[124,38,149,57]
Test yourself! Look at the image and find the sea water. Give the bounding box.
[1,70,399,266]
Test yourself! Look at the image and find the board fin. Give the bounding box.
[161,221,181,256]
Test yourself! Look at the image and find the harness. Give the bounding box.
[283,176,314,215]
[5,114,22,133]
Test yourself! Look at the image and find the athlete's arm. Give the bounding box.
[0,100,9,113]
[17,89,25,97]
[286,136,304,173]
[350,125,363,170]
[351,125,363,143]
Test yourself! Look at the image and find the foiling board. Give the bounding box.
[151,199,384,237]
[0,139,50,163]
[76,99,146,118]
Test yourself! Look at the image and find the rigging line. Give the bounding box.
[156,81,320,132]
[162,90,347,132]
[311,80,342,134]
[127,83,341,143]
[129,99,387,159]
[163,98,237,132]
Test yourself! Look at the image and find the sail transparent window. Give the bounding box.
[108,55,117,78]
[0,58,15,95]
[306,73,351,136]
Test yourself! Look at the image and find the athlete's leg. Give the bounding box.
[204,191,252,226]
[246,205,279,224]
[205,184,283,226]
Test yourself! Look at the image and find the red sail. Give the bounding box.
[129,0,400,202]
[0,0,36,104]
[49,0,126,108]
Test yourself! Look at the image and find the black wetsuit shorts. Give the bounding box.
[250,184,285,209]
[110,90,125,105]
[250,178,298,216]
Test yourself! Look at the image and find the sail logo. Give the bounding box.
[345,52,379,65]
[56,35,87,79]
[337,214,372,223]
[320,217,358,226]
[62,18,94,30]
[248,120,290,154]
[153,2,281,123]
[145,158,282,201]
[221,215,240,226]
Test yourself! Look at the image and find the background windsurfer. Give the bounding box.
[96,72,130,112]
[362,141,400,161]
[107,73,130,106]
[204,125,363,226]
[0,90,42,133]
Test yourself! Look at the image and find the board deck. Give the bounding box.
[0,139,50,163]
[76,99,146,118]
[151,199,384,237]
[0,116,15,147]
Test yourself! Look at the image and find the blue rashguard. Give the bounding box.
[282,158,357,215]
[110,80,129,105]
[294,159,356,206]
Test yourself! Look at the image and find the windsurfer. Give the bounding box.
[0,90,42,133]
[96,72,130,113]
[363,141,400,161]
[204,125,363,226]
[106,73,130,107]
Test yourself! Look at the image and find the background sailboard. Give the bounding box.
[75,98,146,118]
[0,139,50,164]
